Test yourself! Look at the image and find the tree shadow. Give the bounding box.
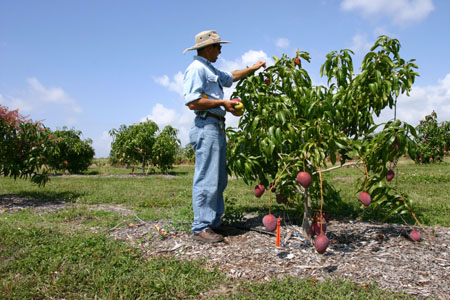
[222,201,416,253]
[124,170,189,177]
[358,205,417,225]
[325,223,411,254]
[0,191,85,209]
[83,170,100,175]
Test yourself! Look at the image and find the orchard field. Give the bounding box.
[2,35,449,299]
[0,157,449,299]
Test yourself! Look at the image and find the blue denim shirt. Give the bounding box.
[183,56,233,118]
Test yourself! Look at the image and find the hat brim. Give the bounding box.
[183,40,231,54]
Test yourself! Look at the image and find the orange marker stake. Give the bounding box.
[276,217,281,247]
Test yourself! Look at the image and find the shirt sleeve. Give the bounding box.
[218,70,233,88]
[183,66,204,105]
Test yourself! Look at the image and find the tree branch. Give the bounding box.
[311,161,360,175]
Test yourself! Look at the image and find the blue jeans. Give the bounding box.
[189,116,227,234]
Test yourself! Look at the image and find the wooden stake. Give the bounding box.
[276,217,281,247]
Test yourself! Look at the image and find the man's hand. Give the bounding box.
[224,99,240,113]
[232,60,267,82]
[252,60,266,71]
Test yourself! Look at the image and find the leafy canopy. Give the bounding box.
[226,36,420,221]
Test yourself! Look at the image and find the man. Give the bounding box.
[183,30,266,243]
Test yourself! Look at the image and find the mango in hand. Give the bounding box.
[233,98,244,116]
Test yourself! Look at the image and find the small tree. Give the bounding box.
[183,143,195,164]
[109,124,132,166]
[1,105,52,185]
[152,125,180,173]
[227,36,420,241]
[46,127,95,174]
[415,111,448,163]
[109,120,159,172]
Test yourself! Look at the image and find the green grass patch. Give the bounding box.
[0,220,223,299]
[214,277,418,300]
[327,159,450,226]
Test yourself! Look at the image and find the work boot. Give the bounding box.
[193,229,224,243]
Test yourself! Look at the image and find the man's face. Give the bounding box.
[207,43,222,62]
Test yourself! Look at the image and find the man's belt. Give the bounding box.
[206,112,225,122]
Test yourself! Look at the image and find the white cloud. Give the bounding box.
[220,50,271,73]
[27,77,82,113]
[0,94,33,113]
[341,0,434,25]
[241,50,271,69]
[0,78,82,125]
[140,103,193,146]
[375,73,450,125]
[141,103,177,125]
[373,26,392,38]
[347,33,372,55]
[154,72,184,97]
[275,38,290,49]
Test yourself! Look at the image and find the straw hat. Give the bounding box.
[183,30,231,54]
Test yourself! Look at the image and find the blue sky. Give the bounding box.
[1,0,449,158]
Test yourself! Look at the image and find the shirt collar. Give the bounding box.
[194,55,212,66]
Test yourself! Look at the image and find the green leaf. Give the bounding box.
[376,70,382,85]
[392,74,399,90]
[334,140,347,150]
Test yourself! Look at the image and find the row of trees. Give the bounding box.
[108,121,181,174]
[1,105,95,185]
[1,104,193,187]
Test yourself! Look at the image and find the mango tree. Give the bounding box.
[1,104,53,186]
[109,120,159,172]
[414,111,448,163]
[152,125,180,173]
[226,36,420,248]
[109,121,181,174]
[46,126,95,174]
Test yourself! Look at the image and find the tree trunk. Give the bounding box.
[300,188,312,242]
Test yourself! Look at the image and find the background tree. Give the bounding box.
[414,111,448,163]
[226,36,419,241]
[152,125,180,173]
[109,124,132,166]
[46,127,95,174]
[174,143,195,165]
[1,104,52,185]
[183,143,195,164]
[109,120,159,172]
[443,121,450,155]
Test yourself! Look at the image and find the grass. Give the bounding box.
[0,211,224,299]
[1,157,448,299]
[215,277,416,300]
[325,158,450,226]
